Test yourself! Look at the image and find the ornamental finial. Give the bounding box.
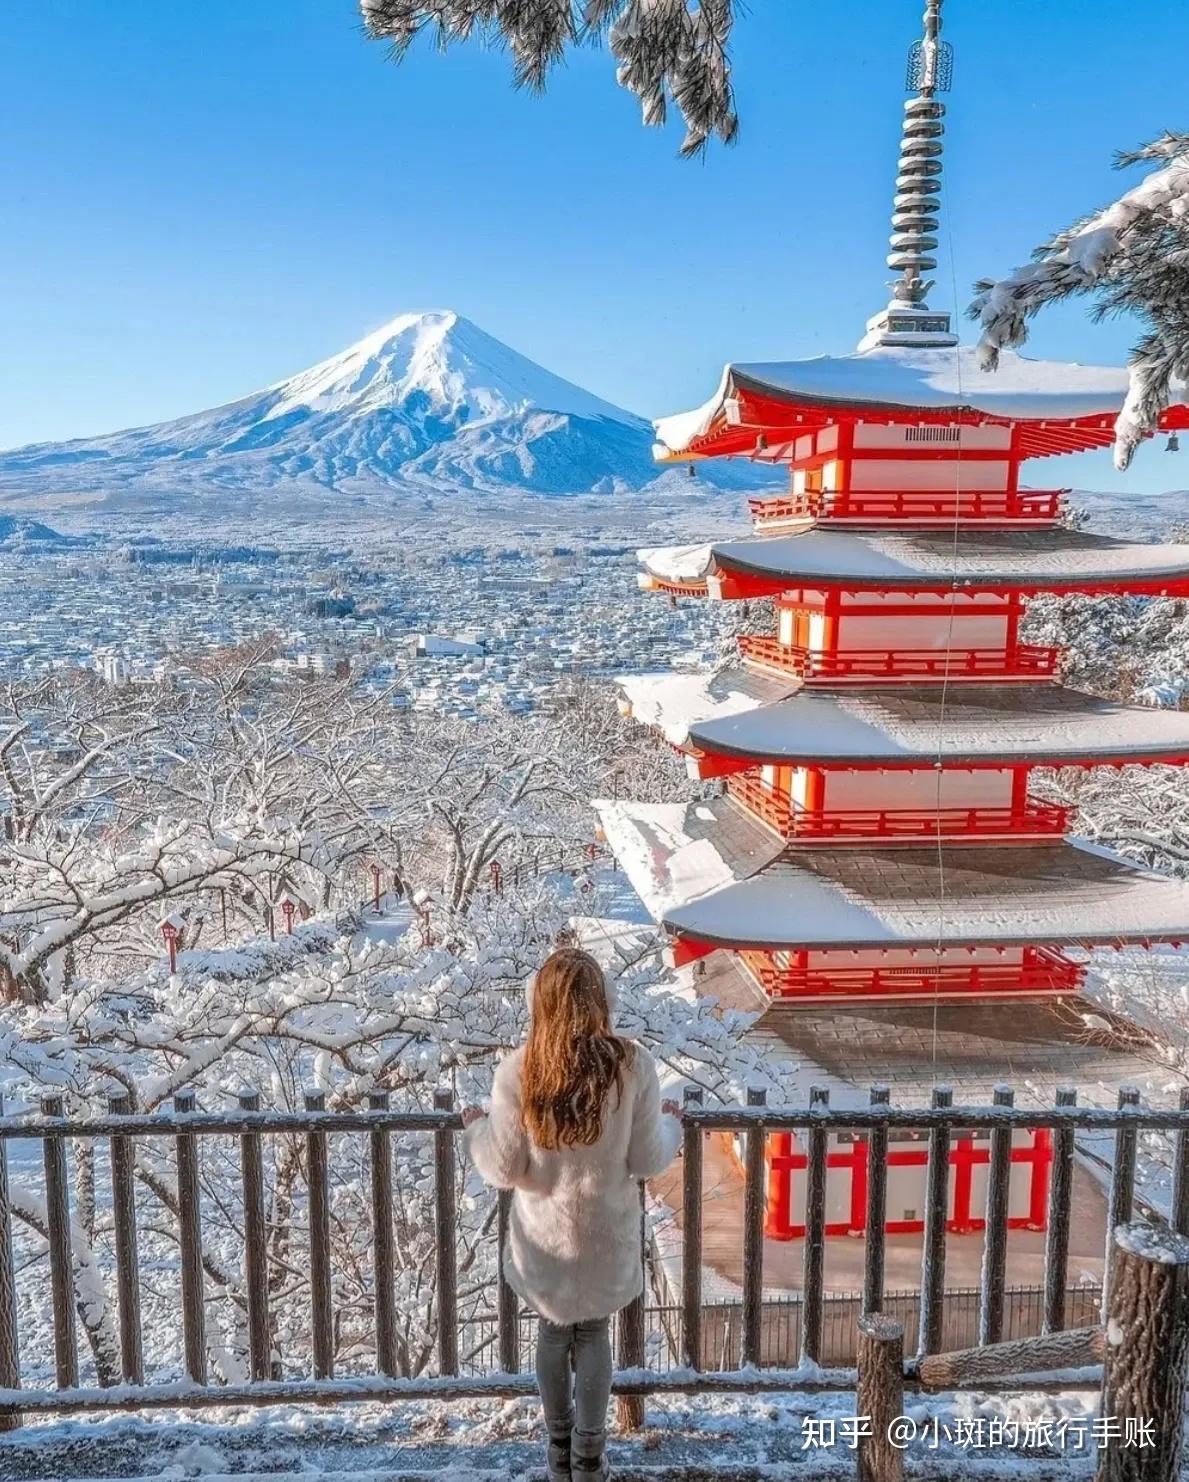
[858,0,958,351]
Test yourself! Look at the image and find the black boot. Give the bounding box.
[546,1435,572,1481]
[572,1454,609,1479]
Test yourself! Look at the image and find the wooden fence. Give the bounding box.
[2,1084,1189,1444]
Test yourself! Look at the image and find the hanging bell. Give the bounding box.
[1167,432,1181,452]
[756,433,769,453]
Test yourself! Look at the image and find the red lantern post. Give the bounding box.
[159,912,184,973]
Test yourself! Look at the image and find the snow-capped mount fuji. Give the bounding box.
[0,311,770,510]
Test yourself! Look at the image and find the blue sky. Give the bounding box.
[3,0,1188,493]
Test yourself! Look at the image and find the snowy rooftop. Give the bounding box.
[756,989,1158,1107]
[684,679,1189,766]
[641,526,1189,594]
[593,795,782,917]
[654,344,1186,456]
[598,796,1189,950]
[617,666,790,747]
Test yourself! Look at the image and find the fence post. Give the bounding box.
[741,1087,767,1369]
[497,1189,520,1376]
[0,1097,21,1430]
[41,1093,78,1388]
[979,1086,1013,1346]
[1096,1222,1189,1482]
[1042,1087,1077,1335]
[108,1092,144,1385]
[856,1313,904,1482]
[681,1086,704,1372]
[238,1090,272,1382]
[304,1091,335,1380]
[801,1086,829,1365]
[863,1087,890,1317]
[433,1088,459,1377]
[369,1091,398,1376]
[1103,1087,1140,1321]
[173,1089,207,1384]
[616,1182,646,1432]
[917,1086,952,1358]
[1171,1086,1189,1237]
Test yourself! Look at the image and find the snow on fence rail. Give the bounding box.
[3,1084,1189,1477]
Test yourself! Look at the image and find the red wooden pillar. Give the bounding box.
[1027,1128,1053,1231]
[949,1134,978,1234]
[849,1134,869,1236]
[765,1131,796,1240]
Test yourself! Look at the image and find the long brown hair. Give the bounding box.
[521,947,633,1150]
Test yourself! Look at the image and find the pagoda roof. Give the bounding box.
[682,679,1189,768]
[595,796,1189,951]
[654,344,1189,461]
[641,526,1189,597]
[618,666,791,748]
[757,992,1160,1108]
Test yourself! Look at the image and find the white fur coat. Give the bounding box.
[463,1041,681,1325]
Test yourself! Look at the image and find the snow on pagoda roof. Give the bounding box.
[598,795,1189,950]
[654,345,1166,455]
[594,797,782,918]
[686,681,1189,767]
[667,841,1189,951]
[641,526,1189,595]
[617,667,790,748]
[758,992,1161,1109]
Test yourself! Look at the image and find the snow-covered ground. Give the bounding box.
[0,1388,1108,1480]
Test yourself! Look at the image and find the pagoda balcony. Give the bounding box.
[725,771,1071,843]
[747,489,1065,528]
[737,633,1061,684]
[741,947,1085,1001]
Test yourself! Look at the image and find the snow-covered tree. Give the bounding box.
[0,880,794,1385]
[0,636,730,1386]
[0,649,421,1002]
[360,0,738,156]
[970,132,1189,468]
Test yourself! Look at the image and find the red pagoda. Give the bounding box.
[599,0,1189,1240]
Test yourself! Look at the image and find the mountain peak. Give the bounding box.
[0,310,777,507]
[263,310,637,429]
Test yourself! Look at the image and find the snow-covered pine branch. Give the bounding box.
[970,132,1189,468]
[360,0,738,156]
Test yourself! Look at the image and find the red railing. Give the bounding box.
[737,634,1061,683]
[742,947,1085,1000]
[725,771,793,832]
[747,489,1065,526]
[791,801,1070,841]
[726,773,1071,842]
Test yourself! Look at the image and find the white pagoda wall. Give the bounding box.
[850,424,1012,452]
[800,946,1026,973]
[846,458,1012,491]
[834,610,1010,653]
[768,1130,1037,1230]
[790,422,1019,495]
[821,767,1014,812]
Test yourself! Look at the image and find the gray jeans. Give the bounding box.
[535,1316,612,1460]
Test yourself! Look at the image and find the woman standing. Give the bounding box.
[462,947,683,1481]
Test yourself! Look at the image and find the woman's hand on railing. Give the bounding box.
[461,1105,486,1128]
[661,1099,684,1120]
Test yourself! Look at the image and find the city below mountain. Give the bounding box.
[0,311,775,512]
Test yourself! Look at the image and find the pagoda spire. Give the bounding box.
[858,0,959,351]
